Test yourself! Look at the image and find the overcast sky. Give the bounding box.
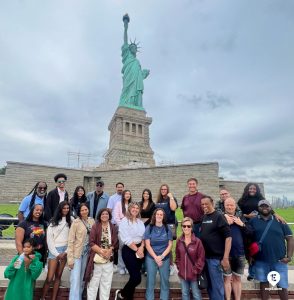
[0,0,293,199]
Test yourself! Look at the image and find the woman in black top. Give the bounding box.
[155,184,178,225]
[15,204,46,264]
[70,186,87,218]
[238,182,285,222]
[238,183,264,220]
[139,189,155,226]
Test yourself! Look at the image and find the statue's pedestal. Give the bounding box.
[103,107,155,169]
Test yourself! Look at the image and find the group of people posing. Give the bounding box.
[4,173,294,300]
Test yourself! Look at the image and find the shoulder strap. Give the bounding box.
[259,218,273,244]
[149,225,153,234]
[81,219,90,234]
[182,241,195,266]
[53,222,67,241]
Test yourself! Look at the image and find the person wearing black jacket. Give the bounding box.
[44,173,69,222]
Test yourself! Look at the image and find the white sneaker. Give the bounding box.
[119,268,126,275]
[113,264,118,273]
[114,289,122,300]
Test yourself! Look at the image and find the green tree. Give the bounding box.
[0,165,6,175]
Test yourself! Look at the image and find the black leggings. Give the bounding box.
[121,244,143,300]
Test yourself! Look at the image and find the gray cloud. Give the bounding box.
[178,91,231,110]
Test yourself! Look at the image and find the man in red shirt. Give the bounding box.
[181,178,204,237]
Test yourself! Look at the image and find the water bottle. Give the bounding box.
[14,253,24,269]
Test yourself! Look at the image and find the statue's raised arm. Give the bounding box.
[123,14,129,45]
[119,14,150,111]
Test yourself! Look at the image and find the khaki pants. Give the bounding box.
[87,261,113,300]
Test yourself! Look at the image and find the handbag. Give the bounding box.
[197,270,208,290]
[93,252,109,264]
[183,242,207,290]
[248,218,273,257]
[168,224,177,240]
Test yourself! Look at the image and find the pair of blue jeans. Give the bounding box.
[69,251,89,300]
[145,255,170,300]
[180,279,202,300]
[206,258,224,300]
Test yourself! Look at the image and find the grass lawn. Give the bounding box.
[0,204,18,216]
[0,204,18,238]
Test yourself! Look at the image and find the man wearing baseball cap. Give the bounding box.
[249,199,293,299]
[86,180,109,220]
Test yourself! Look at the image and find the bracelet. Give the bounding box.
[160,254,165,260]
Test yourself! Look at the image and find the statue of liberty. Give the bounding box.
[118,14,150,110]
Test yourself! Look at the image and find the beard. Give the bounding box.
[37,191,46,197]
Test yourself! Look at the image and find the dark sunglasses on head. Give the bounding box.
[57,180,66,183]
[182,225,192,229]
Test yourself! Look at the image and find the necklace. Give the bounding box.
[155,224,163,233]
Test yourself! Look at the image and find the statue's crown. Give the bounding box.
[129,38,141,50]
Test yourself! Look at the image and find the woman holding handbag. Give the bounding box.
[175,217,205,300]
[67,203,94,300]
[85,208,119,300]
[41,201,71,300]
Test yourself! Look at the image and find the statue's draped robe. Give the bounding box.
[119,43,144,108]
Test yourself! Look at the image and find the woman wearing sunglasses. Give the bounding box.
[175,217,205,300]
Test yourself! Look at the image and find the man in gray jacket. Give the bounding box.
[86,180,109,220]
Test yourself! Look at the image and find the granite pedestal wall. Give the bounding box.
[0,161,219,203]
[0,161,264,204]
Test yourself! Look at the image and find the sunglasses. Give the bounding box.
[182,225,192,229]
[96,183,103,187]
[57,180,66,183]
[37,186,47,190]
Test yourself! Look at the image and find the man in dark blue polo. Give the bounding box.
[249,200,293,300]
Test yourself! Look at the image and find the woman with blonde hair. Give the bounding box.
[115,202,145,300]
[175,217,205,300]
